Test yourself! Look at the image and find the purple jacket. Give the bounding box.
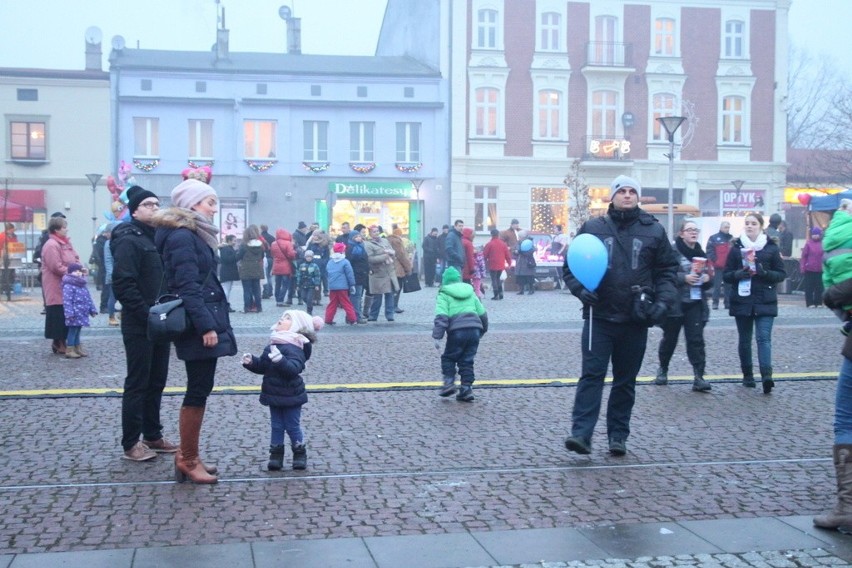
[62,274,97,327]
[800,239,824,274]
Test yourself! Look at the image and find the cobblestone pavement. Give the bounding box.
[0,284,849,566]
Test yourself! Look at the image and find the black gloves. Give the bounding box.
[648,302,668,325]
[577,288,599,306]
[734,269,752,281]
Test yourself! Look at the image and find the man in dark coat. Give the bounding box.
[436,224,450,275]
[260,224,275,299]
[706,221,733,310]
[563,175,678,457]
[111,186,176,462]
[422,227,440,287]
[445,219,465,270]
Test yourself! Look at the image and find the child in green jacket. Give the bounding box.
[432,266,488,401]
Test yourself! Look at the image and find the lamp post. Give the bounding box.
[86,173,102,235]
[410,178,424,273]
[657,116,686,239]
[731,179,745,214]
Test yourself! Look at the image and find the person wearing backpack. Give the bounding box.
[706,221,733,310]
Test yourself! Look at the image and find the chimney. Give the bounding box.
[287,17,301,55]
[84,27,103,71]
[216,7,229,60]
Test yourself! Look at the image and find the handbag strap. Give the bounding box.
[157,268,213,300]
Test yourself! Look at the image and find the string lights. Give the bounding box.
[133,159,160,172]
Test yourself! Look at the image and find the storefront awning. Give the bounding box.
[0,189,45,210]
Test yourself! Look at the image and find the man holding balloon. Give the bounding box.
[563,175,678,457]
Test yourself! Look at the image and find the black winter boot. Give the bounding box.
[692,367,712,392]
[267,444,285,471]
[456,385,474,402]
[742,365,755,388]
[292,443,307,470]
[760,366,774,394]
[654,367,668,386]
[814,445,852,531]
[439,376,457,397]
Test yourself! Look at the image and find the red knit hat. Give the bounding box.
[333,242,346,254]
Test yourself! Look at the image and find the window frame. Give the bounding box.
[243,119,277,160]
[188,119,214,160]
[473,185,499,233]
[350,121,375,162]
[474,87,500,138]
[133,117,160,158]
[476,8,499,49]
[536,89,562,140]
[539,12,561,52]
[723,19,745,59]
[720,95,745,144]
[653,17,676,56]
[9,118,47,160]
[303,120,329,162]
[395,122,421,163]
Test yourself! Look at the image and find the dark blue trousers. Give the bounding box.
[441,327,481,386]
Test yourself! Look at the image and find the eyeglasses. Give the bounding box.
[139,202,160,209]
[682,228,699,233]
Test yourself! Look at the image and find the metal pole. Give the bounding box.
[667,136,675,239]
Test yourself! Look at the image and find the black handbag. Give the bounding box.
[147,295,190,342]
[147,270,212,342]
[402,272,421,293]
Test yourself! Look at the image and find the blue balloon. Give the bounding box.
[519,239,533,252]
[567,233,608,291]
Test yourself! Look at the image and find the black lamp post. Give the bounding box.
[657,116,686,238]
[86,173,102,236]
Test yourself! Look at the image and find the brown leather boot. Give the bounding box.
[174,406,218,484]
[65,346,81,359]
[814,445,852,530]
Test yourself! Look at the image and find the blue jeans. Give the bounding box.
[836,358,852,444]
[349,284,365,319]
[734,315,774,371]
[242,279,262,311]
[270,405,303,446]
[299,286,316,314]
[66,325,81,347]
[441,328,481,385]
[572,319,648,443]
[274,275,291,304]
[369,292,395,320]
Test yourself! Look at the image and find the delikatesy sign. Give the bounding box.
[329,182,414,199]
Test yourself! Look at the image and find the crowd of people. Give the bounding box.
[32,171,847,531]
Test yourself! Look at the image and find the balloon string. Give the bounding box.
[588,306,593,351]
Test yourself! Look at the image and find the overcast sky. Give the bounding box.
[0,0,847,79]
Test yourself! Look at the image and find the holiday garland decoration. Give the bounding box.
[349,161,376,174]
[302,161,330,173]
[245,160,276,172]
[187,160,214,169]
[395,161,422,173]
[133,159,160,172]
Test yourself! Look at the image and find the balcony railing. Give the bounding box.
[585,42,633,67]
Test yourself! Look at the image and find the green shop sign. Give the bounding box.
[330,182,413,199]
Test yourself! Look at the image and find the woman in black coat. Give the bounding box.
[723,213,786,393]
[153,178,237,484]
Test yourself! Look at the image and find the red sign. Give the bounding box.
[722,190,765,210]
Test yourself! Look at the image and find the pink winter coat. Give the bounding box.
[270,229,296,276]
[41,235,81,307]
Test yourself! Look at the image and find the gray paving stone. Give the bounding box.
[364,532,496,568]
[132,543,253,568]
[473,527,609,565]
[679,518,830,555]
[252,537,375,568]
[578,522,722,559]
[0,556,11,568]
[7,549,133,568]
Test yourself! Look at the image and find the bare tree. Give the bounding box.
[787,43,849,149]
[564,159,591,234]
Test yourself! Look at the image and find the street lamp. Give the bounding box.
[657,115,686,239]
[86,173,102,235]
[731,179,745,214]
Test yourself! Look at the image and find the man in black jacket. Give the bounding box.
[111,186,177,462]
[422,227,440,286]
[563,175,678,457]
[444,219,465,270]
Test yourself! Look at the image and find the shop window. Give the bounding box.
[530,187,568,232]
